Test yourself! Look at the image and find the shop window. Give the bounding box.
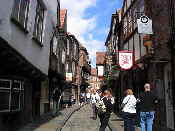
[140,35,147,56]
[134,33,141,61]
[62,50,66,64]
[129,37,134,51]
[128,10,133,34]
[67,39,70,55]
[124,42,129,50]
[123,1,127,13]
[66,63,69,72]
[0,79,24,112]
[52,36,58,56]
[127,0,132,8]
[74,44,77,58]
[72,62,75,76]
[123,17,128,38]
[11,0,30,31]
[33,0,45,45]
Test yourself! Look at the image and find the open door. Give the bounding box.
[164,64,174,130]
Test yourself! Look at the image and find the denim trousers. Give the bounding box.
[140,112,155,131]
[122,112,136,131]
[99,113,110,131]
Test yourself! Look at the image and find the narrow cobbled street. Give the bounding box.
[62,104,110,131]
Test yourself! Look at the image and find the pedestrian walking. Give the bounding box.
[52,88,61,116]
[80,92,86,106]
[121,89,137,131]
[137,83,158,131]
[98,88,114,131]
[91,89,100,120]
[86,90,91,103]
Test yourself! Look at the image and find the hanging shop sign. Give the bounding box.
[66,73,73,81]
[97,66,104,77]
[118,51,134,70]
[137,15,153,34]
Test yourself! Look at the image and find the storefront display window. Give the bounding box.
[0,79,24,112]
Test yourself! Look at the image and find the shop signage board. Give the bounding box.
[66,73,73,81]
[97,66,104,76]
[137,15,153,34]
[118,51,134,70]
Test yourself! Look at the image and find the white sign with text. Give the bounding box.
[137,15,153,34]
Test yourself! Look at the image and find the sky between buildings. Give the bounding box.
[59,0,122,67]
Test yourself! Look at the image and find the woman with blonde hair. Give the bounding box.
[121,89,137,131]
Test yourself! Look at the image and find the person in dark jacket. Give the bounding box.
[138,83,158,131]
[98,89,114,131]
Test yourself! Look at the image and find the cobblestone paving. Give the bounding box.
[62,104,110,131]
[18,105,80,131]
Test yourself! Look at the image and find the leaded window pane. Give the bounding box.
[0,91,10,111]
[33,1,45,44]
[11,91,20,111]
[11,0,20,20]
[11,0,30,29]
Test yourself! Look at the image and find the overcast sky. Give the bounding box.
[59,0,122,67]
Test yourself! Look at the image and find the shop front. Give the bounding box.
[0,38,47,130]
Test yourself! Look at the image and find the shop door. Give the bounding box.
[164,64,174,130]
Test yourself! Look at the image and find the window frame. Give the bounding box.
[52,36,58,57]
[33,0,46,46]
[0,79,24,113]
[11,0,30,32]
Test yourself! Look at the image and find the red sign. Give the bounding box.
[118,51,134,70]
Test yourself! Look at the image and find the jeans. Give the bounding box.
[140,112,155,131]
[52,100,58,116]
[123,112,136,131]
[99,113,110,131]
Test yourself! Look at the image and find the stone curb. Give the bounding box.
[56,104,85,131]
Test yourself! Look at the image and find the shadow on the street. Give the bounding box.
[15,111,64,131]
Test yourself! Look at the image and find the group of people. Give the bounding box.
[79,91,91,106]
[121,83,158,131]
[88,83,158,131]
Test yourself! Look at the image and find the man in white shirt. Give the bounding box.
[86,91,91,103]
